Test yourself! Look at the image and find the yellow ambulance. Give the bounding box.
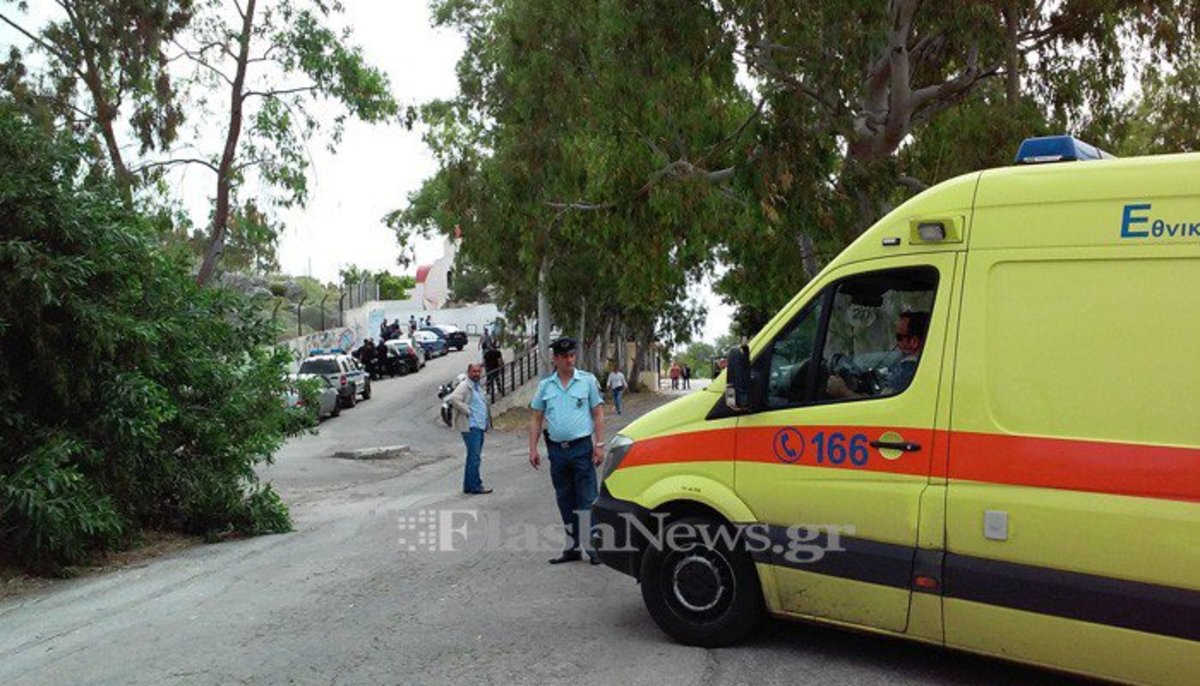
[591,137,1200,685]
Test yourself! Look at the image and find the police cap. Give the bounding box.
[550,337,577,355]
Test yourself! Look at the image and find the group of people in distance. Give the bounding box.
[668,361,691,389]
[379,314,434,341]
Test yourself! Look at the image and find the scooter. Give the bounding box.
[436,374,465,427]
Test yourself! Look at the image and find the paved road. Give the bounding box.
[0,353,1076,685]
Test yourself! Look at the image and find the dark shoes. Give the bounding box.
[548,551,582,564]
[548,551,603,566]
[464,487,494,495]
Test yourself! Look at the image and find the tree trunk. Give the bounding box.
[1003,2,1021,106]
[61,2,133,205]
[616,318,626,382]
[577,296,587,371]
[536,255,552,376]
[797,232,820,281]
[598,317,611,375]
[196,0,257,286]
[629,329,650,392]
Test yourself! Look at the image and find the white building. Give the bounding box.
[411,228,460,311]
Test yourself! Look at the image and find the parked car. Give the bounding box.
[297,352,371,408]
[413,329,448,358]
[420,324,467,351]
[283,373,340,419]
[385,338,424,372]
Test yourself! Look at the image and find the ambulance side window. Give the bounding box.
[762,266,938,409]
[819,267,938,403]
[764,299,821,409]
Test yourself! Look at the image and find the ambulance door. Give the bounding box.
[944,243,1200,683]
[735,254,956,632]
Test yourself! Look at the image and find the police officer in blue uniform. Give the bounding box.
[528,337,605,565]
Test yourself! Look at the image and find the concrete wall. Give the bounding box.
[360,301,501,338]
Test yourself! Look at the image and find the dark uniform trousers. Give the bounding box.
[546,434,598,553]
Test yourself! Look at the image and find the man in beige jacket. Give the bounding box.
[448,363,493,494]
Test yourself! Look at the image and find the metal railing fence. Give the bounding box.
[486,347,539,404]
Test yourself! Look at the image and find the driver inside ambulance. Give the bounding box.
[826,311,929,399]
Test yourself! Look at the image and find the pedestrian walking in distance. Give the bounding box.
[606,366,627,415]
[682,364,691,390]
[448,363,493,495]
[669,361,681,390]
[529,337,605,565]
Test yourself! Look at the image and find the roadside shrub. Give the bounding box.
[0,103,298,574]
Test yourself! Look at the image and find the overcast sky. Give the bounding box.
[1,1,734,344]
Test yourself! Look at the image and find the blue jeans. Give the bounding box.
[462,428,485,492]
[547,438,598,554]
[611,387,624,414]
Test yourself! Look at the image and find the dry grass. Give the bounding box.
[0,530,201,601]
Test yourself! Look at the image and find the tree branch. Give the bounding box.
[545,201,618,212]
[166,40,226,64]
[133,157,221,175]
[896,175,929,192]
[245,43,281,64]
[699,94,767,166]
[0,11,87,82]
[739,44,838,114]
[174,39,236,87]
[241,84,319,101]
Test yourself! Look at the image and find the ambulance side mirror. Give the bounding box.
[724,345,752,412]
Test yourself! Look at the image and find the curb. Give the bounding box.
[331,445,411,460]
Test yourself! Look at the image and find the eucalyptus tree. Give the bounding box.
[0,0,193,200]
[396,0,753,375]
[726,1,1195,239]
[160,0,400,285]
[712,0,1199,322]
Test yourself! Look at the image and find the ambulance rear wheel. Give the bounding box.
[639,515,764,647]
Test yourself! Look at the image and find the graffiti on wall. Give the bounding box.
[283,324,365,367]
[304,327,357,354]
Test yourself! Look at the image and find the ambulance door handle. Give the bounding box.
[870,440,921,452]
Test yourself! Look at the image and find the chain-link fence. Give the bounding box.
[272,279,379,339]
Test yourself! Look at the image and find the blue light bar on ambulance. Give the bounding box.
[1014,135,1115,165]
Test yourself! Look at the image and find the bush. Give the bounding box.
[0,103,297,574]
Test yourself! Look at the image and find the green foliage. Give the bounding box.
[0,104,296,574]
[400,0,747,357]
[403,0,1199,340]
[448,253,490,304]
[377,272,416,301]
[1117,45,1200,155]
[185,0,400,283]
[676,341,718,379]
[0,0,193,190]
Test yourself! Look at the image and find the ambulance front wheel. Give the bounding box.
[639,515,764,647]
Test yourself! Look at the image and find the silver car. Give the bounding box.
[284,373,341,419]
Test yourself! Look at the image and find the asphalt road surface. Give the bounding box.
[0,351,1081,685]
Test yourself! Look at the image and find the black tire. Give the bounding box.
[639,515,764,647]
[330,403,341,418]
[362,382,371,400]
[345,391,357,408]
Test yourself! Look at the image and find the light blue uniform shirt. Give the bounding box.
[468,380,488,430]
[530,369,602,442]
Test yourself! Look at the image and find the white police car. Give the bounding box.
[297,351,371,408]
